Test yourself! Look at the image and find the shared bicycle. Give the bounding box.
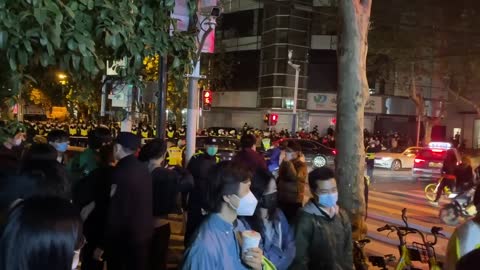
[372,208,444,270]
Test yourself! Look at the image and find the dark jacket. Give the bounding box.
[454,165,474,191]
[184,153,217,246]
[290,201,353,270]
[76,166,114,248]
[107,155,153,244]
[0,145,21,172]
[233,148,267,172]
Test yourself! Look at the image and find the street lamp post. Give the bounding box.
[288,50,301,133]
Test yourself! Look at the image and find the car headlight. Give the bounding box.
[381,157,392,160]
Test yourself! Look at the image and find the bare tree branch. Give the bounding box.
[446,87,480,116]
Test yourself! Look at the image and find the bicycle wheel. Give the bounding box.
[425,184,437,202]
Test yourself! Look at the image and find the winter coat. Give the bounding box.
[238,209,296,270]
[278,158,309,205]
[289,201,353,270]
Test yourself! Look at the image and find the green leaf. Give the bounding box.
[64,5,75,18]
[8,50,17,71]
[33,8,48,25]
[0,31,8,49]
[87,0,94,10]
[40,53,49,67]
[165,0,175,8]
[82,56,94,72]
[67,39,77,50]
[78,43,88,56]
[23,40,33,53]
[72,55,81,70]
[17,50,27,66]
[96,58,105,70]
[172,57,181,69]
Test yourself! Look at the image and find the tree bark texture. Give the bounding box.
[336,0,372,240]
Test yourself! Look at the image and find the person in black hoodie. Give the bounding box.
[138,138,193,270]
[74,144,115,270]
[106,132,153,270]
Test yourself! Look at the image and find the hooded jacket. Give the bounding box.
[289,201,353,270]
[278,158,309,205]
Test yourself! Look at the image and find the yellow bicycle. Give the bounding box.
[425,177,452,202]
[374,209,444,270]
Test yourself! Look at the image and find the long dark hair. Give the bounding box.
[244,168,277,239]
[19,143,69,197]
[0,196,83,270]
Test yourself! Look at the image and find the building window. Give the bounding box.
[284,99,294,109]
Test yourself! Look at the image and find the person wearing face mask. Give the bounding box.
[277,141,309,223]
[238,168,296,270]
[47,129,70,164]
[0,123,26,172]
[138,138,193,270]
[290,167,353,270]
[182,161,266,270]
[105,132,153,270]
[0,196,84,270]
[184,137,220,247]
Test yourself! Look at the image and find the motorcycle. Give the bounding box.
[439,187,477,226]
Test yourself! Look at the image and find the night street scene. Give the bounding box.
[2,0,480,269]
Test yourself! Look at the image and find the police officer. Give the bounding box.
[166,139,184,167]
[366,142,378,183]
[131,124,138,136]
[178,125,186,138]
[184,137,220,246]
[152,125,157,137]
[80,123,89,137]
[44,123,52,136]
[166,125,176,139]
[140,124,150,138]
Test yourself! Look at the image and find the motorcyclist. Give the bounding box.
[432,149,459,206]
[445,185,480,270]
[455,156,475,193]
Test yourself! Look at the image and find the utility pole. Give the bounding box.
[288,50,300,133]
[185,12,217,163]
[157,56,168,139]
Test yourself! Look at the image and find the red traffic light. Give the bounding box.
[202,90,212,110]
[268,113,278,126]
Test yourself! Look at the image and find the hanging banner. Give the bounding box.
[171,0,190,33]
[197,0,217,53]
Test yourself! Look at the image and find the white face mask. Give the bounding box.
[72,250,80,270]
[232,191,258,216]
[14,138,23,146]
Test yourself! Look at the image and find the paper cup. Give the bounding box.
[241,230,261,253]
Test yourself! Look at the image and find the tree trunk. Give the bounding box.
[336,0,372,240]
[423,119,433,145]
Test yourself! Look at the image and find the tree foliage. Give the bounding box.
[0,0,198,117]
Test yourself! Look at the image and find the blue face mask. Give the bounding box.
[54,142,69,153]
[206,146,218,156]
[317,192,338,208]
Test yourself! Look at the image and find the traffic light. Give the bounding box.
[264,113,270,123]
[202,90,212,111]
[268,113,278,126]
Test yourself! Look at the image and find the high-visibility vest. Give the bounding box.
[131,129,138,135]
[141,130,149,138]
[80,128,88,137]
[167,146,183,166]
[178,131,185,137]
[262,138,271,150]
[446,221,480,270]
[167,130,175,138]
[69,126,77,136]
[366,147,376,160]
[153,129,157,137]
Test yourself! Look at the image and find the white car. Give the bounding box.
[374,147,423,171]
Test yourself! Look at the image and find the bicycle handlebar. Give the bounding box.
[377,224,444,246]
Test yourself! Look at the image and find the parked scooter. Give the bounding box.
[439,187,477,226]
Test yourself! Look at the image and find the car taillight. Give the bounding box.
[414,158,425,164]
[432,149,444,153]
[332,149,337,155]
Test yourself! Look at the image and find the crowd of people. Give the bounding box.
[1,119,480,270]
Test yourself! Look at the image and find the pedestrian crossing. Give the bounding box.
[365,186,457,269]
